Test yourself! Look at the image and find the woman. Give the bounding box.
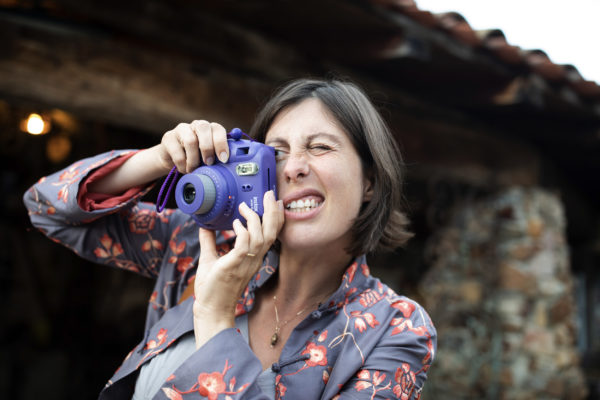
[24,79,436,399]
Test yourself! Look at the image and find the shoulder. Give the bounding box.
[350,275,436,339]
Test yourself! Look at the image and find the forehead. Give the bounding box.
[265,98,347,143]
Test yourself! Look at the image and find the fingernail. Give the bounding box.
[277,200,284,211]
[218,151,228,163]
[265,190,275,201]
[205,156,214,165]
[239,202,249,210]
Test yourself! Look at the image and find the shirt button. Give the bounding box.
[311,310,322,319]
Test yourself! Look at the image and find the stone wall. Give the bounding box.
[421,187,588,400]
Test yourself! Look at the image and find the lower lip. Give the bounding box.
[284,203,323,221]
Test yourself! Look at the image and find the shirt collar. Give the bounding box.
[235,250,371,316]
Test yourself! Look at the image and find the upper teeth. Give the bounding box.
[286,198,320,210]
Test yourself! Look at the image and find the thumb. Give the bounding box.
[198,228,218,263]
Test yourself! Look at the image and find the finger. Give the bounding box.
[179,125,200,173]
[277,199,285,232]
[230,219,250,261]
[163,126,187,173]
[211,123,229,163]
[260,191,281,250]
[192,120,215,166]
[238,202,264,255]
[198,228,218,263]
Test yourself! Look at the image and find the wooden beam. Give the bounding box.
[0,9,306,134]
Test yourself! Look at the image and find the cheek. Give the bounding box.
[327,164,364,211]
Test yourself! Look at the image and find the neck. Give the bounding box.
[270,244,354,308]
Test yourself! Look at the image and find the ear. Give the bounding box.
[362,175,374,202]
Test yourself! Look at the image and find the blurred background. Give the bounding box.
[1,1,599,399]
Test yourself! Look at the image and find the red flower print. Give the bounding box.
[176,256,194,273]
[323,369,330,384]
[393,363,416,400]
[355,379,372,391]
[363,313,379,328]
[142,239,163,252]
[354,317,367,333]
[390,318,430,337]
[234,302,245,317]
[145,328,168,350]
[360,263,370,276]
[169,240,186,257]
[149,291,158,310]
[301,342,328,367]
[391,299,416,318]
[58,165,80,182]
[197,371,226,400]
[357,370,370,380]
[161,387,183,400]
[318,330,328,342]
[355,369,391,396]
[216,242,232,256]
[423,337,434,365]
[158,208,175,223]
[373,371,386,386]
[221,230,236,240]
[351,311,380,333]
[94,234,124,259]
[346,262,357,284]
[275,374,287,398]
[57,186,69,203]
[169,360,249,399]
[128,208,156,234]
[358,289,382,308]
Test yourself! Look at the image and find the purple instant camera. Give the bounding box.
[174,128,277,230]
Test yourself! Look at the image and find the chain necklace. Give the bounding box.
[270,295,318,348]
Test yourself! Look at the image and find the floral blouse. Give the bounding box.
[23,150,437,400]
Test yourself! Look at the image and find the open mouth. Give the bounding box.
[284,196,324,213]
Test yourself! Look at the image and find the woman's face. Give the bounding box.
[265,98,371,254]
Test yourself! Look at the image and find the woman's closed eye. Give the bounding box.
[308,144,334,154]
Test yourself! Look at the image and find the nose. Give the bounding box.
[282,152,310,183]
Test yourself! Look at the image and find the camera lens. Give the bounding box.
[183,183,196,204]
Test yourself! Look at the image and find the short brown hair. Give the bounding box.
[250,78,412,255]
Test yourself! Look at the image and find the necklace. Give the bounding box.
[270,295,317,348]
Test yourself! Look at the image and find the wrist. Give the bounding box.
[138,145,173,177]
[192,300,235,349]
[192,299,236,324]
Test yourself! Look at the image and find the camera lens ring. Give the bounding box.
[183,183,196,204]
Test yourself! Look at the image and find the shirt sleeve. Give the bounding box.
[77,150,143,211]
[23,150,191,279]
[156,329,271,400]
[331,299,436,400]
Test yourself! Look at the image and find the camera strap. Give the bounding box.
[156,166,178,212]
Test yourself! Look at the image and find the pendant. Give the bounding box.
[270,332,279,347]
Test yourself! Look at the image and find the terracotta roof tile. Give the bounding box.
[524,50,568,81]
[569,80,600,99]
[436,12,482,47]
[370,0,600,104]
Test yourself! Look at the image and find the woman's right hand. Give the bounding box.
[87,120,231,195]
[157,120,230,174]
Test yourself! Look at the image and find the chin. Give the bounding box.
[279,225,352,255]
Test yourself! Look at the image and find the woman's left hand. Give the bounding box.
[192,190,284,348]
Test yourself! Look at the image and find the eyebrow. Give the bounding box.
[266,132,343,146]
